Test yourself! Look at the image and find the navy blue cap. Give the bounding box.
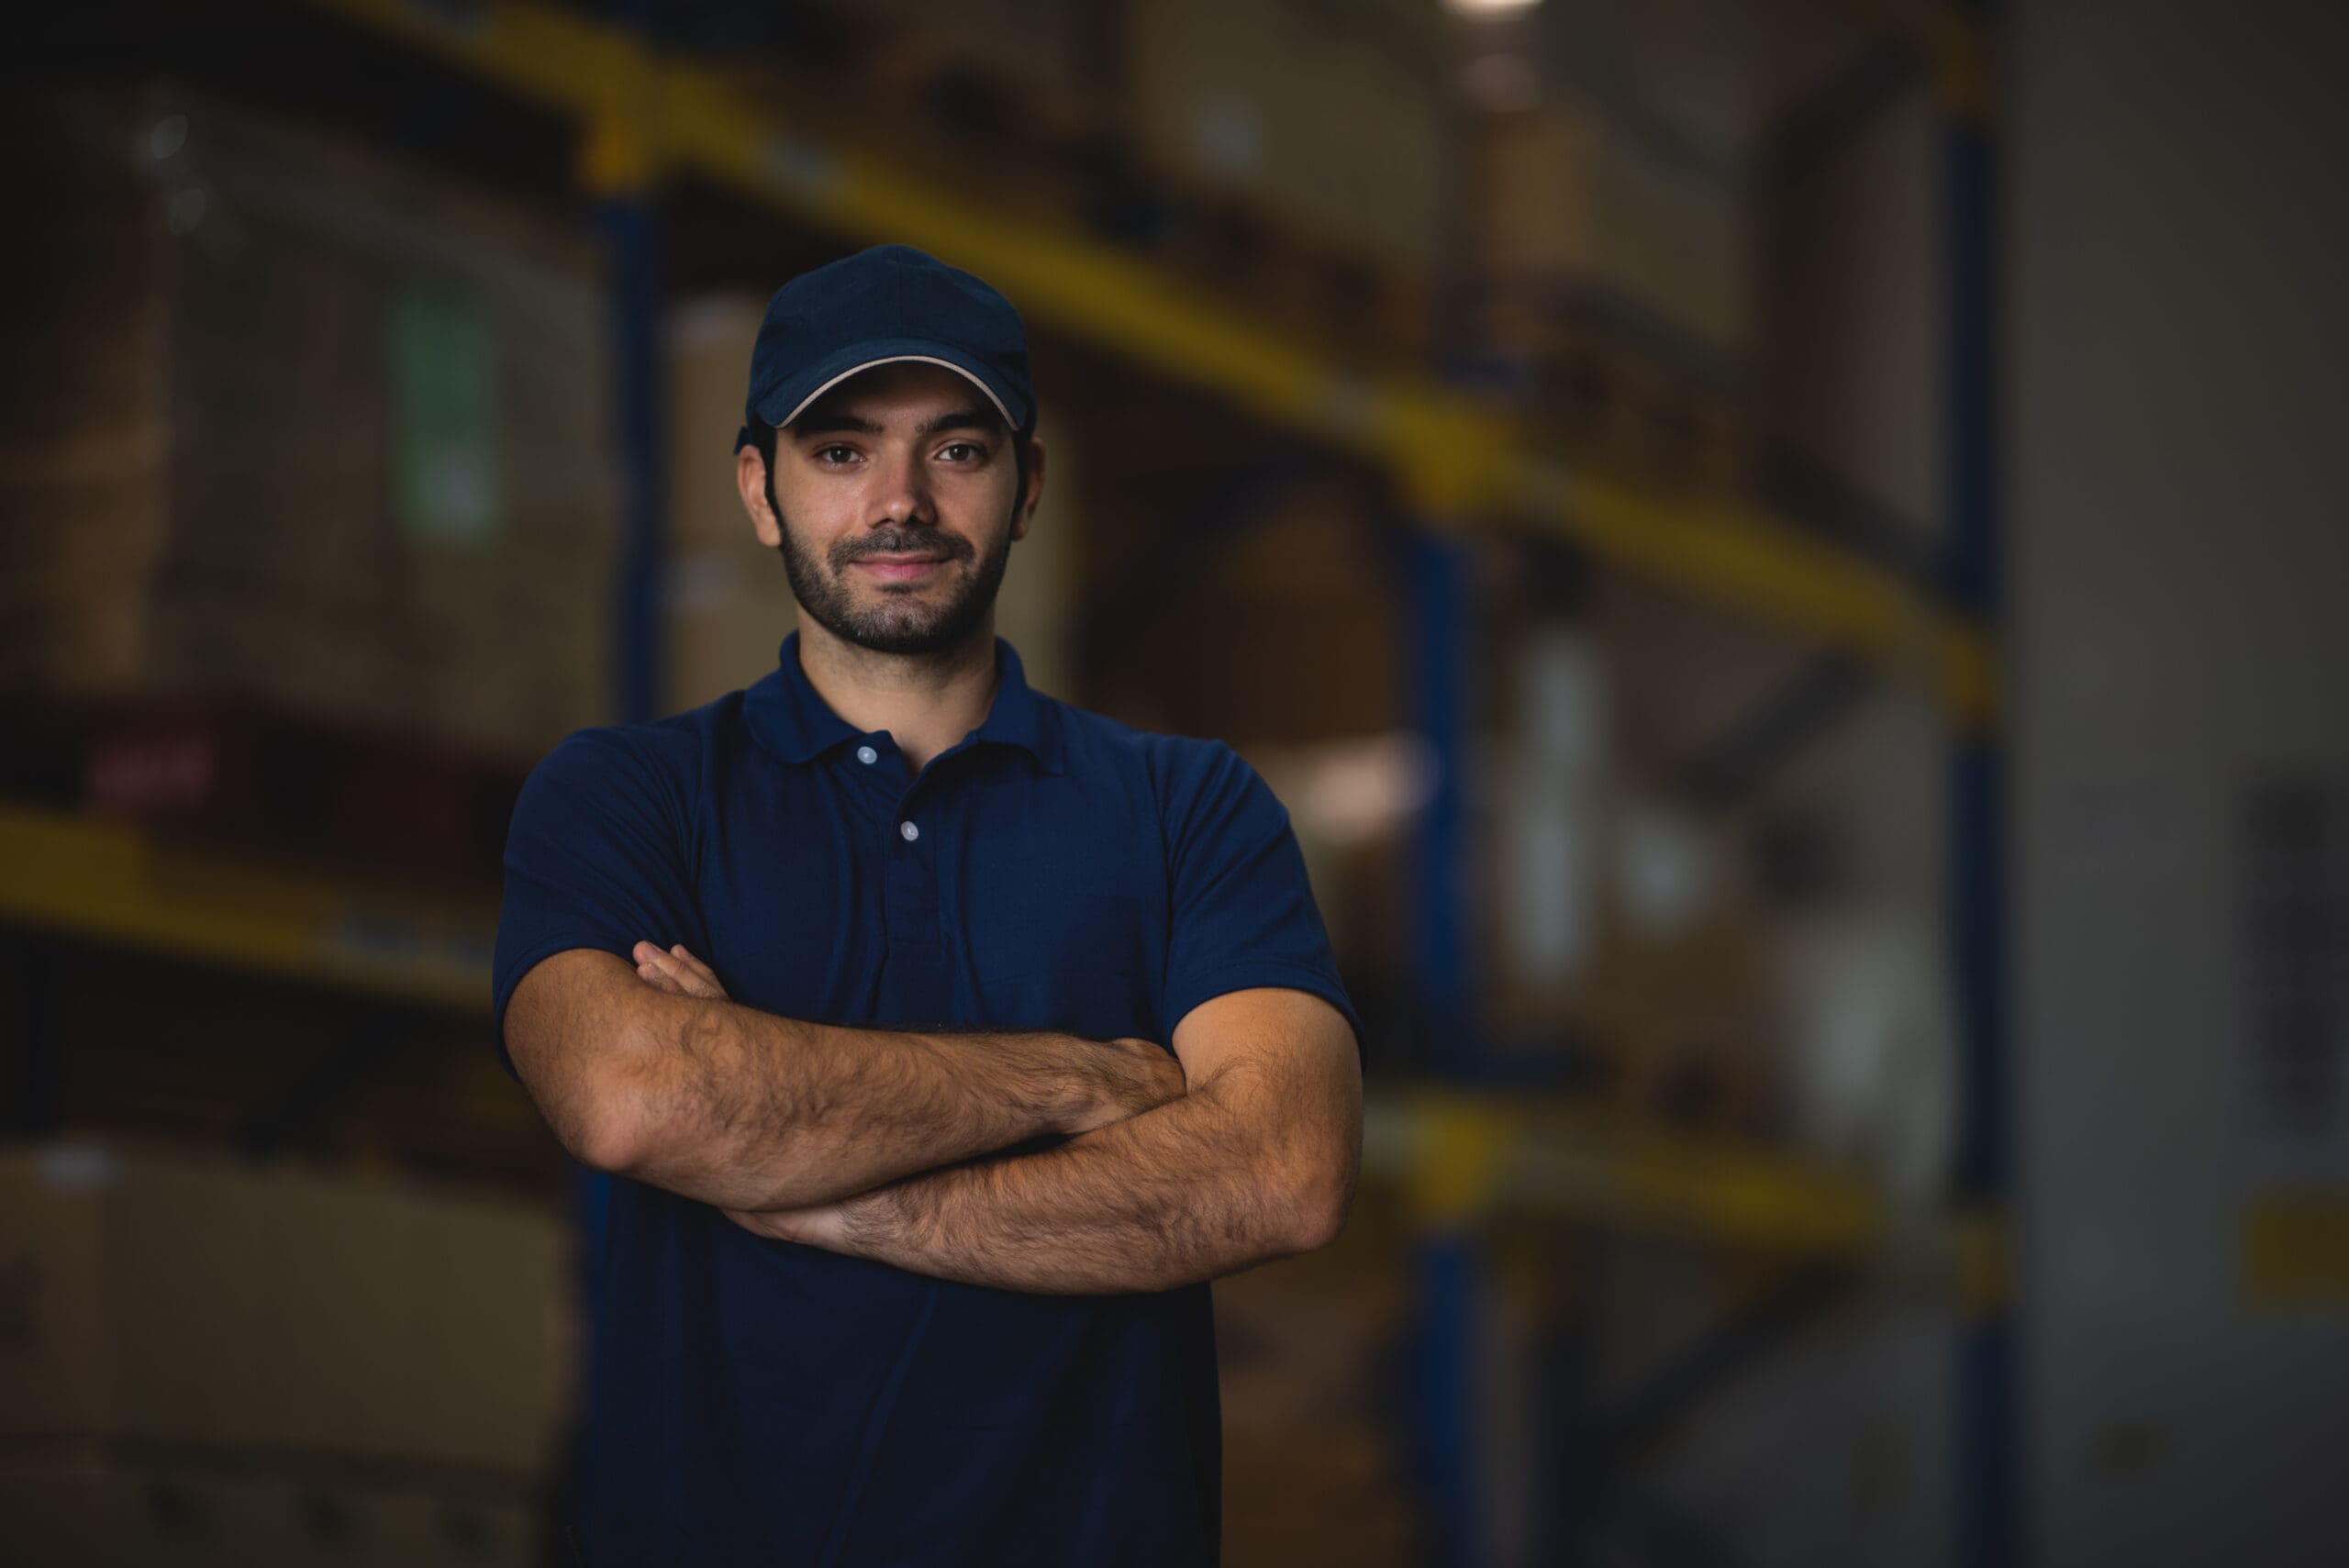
[735,245,1036,453]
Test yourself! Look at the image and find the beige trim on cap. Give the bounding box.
[776,354,1015,431]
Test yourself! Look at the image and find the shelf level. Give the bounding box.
[1362,1087,2006,1311]
[0,801,495,1014]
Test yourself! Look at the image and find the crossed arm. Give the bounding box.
[722,979,1363,1295]
[505,943,1362,1294]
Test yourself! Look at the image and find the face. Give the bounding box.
[740,361,1042,659]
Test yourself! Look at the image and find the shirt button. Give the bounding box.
[899,820,920,842]
[855,745,877,764]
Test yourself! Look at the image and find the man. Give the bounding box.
[493,243,1365,1566]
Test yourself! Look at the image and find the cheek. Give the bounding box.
[765,495,847,559]
[950,473,1022,532]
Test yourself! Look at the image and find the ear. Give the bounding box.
[738,444,782,549]
[1013,433,1046,542]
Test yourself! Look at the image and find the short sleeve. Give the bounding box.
[1160,740,1366,1065]
[490,727,706,1080]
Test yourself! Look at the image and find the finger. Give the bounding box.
[636,957,684,993]
[665,950,728,1000]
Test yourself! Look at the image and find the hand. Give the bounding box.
[722,1185,887,1252]
[633,940,729,1000]
[723,1202,849,1248]
[1067,1036,1187,1136]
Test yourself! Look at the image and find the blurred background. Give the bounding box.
[2,0,2344,1563]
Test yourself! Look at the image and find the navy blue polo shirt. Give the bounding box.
[492,628,1363,1567]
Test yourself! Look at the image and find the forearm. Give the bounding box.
[817,1064,1323,1295]
[612,995,1130,1211]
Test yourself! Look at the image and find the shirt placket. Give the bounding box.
[853,736,954,1029]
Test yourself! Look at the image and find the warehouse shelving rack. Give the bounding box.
[2,2,2012,1563]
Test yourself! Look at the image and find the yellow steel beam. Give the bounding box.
[1364,1087,2008,1307]
[1517,465,1997,721]
[0,802,495,1013]
[2242,1191,2349,1309]
[1368,1088,1880,1254]
[295,0,1995,726]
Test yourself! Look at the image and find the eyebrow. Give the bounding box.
[791,407,1003,439]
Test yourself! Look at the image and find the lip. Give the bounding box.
[852,554,951,582]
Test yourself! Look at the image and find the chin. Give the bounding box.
[840,604,985,656]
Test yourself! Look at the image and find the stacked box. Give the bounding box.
[663,295,798,714]
[1158,478,1409,748]
[851,0,1099,107]
[1216,1189,1422,1566]
[0,1140,564,1565]
[1473,102,1753,356]
[1125,0,1448,272]
[989,406,1083,705]
[0,86,618,763]
[0,1141,567,1469]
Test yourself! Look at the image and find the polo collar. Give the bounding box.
[745,628,1064,775]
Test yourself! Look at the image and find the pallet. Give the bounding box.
[0,691,530,895]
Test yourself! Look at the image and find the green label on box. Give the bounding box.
[388,289,502,547]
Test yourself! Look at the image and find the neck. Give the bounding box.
[792,617,1001,774]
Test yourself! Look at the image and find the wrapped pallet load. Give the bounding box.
[0,86,619,763]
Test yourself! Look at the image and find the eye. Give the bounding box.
[938,441,986,463]
[813,443,860,466]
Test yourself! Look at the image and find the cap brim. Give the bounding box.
[754,339,1021,434]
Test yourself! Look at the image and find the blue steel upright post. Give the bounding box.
[1405,524,1491,1568]
[1409,529,1479,1073]
[575,31,665,1554]
[1941,5,2014,1564]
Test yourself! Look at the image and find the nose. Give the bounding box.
[866,443,934,531]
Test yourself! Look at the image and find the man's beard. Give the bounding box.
[774,503,1015,657]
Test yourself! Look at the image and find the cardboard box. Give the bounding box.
[1473,102,1753,358]
[0,86,618,763]
[0,1142,566,1475]
[1141,479,1408,748]
[839,0,1098,113]
[0,1457,540,1568]
[661,296,796,712]
[1125,0,1447,271]
[1216,1222,1421,1568]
